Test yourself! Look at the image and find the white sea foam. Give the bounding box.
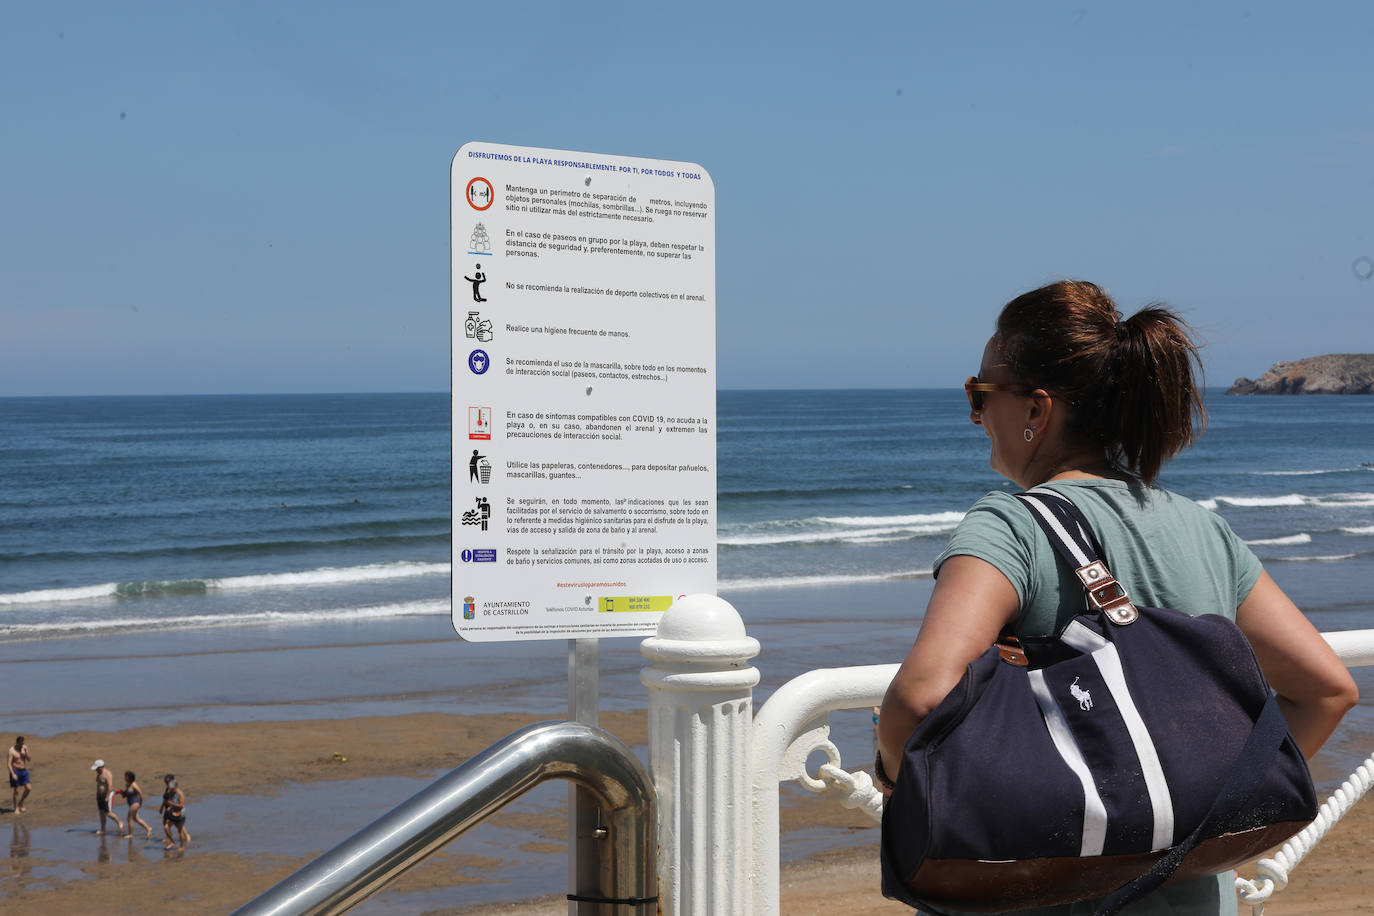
[1271,554,1357,563]
[1203,492,1374,511]
[719,568,933,591]
[1210,494,1307,508]
[213,562,449,590]
[1341,526,1374,535]
[0,561,450,608]
[1319,493,1374,507]
[1245,533,1312,546]
[718,523,959,546]
[0,584,121,606]
[0,598,451,637]
[719,511,964,547]
[812,511,967,528]
[1252,468,1353,476]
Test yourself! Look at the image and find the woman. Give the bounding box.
[121,771,152,839]
[160,774,191,850]
[877,281,1357,914]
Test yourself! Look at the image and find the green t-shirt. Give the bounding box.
[934,478,1262,638]
[927,478,1263,916]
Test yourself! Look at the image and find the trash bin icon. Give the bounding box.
[478,458,491,484]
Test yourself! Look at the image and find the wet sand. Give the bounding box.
[1,710,1370,914]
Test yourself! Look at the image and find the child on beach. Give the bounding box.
[92,759,124,835]
[121,771,153,839]
[160,774,190,850]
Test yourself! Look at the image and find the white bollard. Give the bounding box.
[641,594,761,916]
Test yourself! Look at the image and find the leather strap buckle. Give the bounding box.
[1076,561,1138,625]
[995,635,1028,666]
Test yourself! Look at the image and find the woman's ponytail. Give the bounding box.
[1108,307,1206,484]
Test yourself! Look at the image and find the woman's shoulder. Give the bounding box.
[956,490,1040,533]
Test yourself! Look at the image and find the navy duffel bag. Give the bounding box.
[880,488,1317,915]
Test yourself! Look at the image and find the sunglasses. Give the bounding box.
[964,376,1026,412]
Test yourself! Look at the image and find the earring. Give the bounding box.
[1024,428,1035,442]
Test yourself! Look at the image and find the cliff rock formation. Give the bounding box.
[1228,354,1374,394]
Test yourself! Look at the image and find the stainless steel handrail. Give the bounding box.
[233,721,656,916]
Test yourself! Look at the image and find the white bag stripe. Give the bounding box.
[1064,621,1177,851]
[1029,668,1108,857]
[1022,489,1093,568]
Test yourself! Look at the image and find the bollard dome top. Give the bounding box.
[657,594,746,642]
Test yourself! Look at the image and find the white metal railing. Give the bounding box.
[639,595,1374,916]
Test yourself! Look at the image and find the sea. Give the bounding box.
[1,390,1371,909]
[3,390,1372,641]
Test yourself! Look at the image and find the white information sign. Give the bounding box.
[451,142,716,641]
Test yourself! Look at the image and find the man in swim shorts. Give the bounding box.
[92,759,124,835]
[8,736,30,813]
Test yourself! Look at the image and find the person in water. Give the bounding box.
[121,771,153,839]
[92,760,124,835]
[160,773,190,850]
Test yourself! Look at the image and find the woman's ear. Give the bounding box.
[1025,388,1054,434]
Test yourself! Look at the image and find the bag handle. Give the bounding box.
[1015,489,1139,625]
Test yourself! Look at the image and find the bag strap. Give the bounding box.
[1094,695,1291,915]
[1014,488,1139,625]
[1015,487,1103,568]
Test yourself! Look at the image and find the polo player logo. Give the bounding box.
[1070,677,1093,711]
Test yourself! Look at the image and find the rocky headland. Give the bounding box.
[1228,354,1374,394]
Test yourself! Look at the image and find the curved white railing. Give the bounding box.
[648,604,1368,916]
[1232,628,1374,915]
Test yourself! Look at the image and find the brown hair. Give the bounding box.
[995,280,1205,484]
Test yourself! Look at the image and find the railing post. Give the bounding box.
[641,594,761,916]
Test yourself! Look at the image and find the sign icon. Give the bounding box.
[462,596,476,620]
[468,407,491,440]
[468,448,491,483]
[469,223,493,255]
[461,496,491,530]
[466,177,493,211]
[465,311,494,342]
[464,264,488,302]
[460,548,497,563]
[468,349,490,375]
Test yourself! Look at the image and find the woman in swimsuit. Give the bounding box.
[160,774,191,850]
[122,771,152,839]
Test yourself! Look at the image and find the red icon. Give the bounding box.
[469,406,492,440]
[466,177,494,211]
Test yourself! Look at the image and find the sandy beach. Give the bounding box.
[3,709,1371,914]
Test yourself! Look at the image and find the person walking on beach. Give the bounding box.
[121,771,153,839]
[160,774,190,850]
[92,760,124,835]
[7,737,31,814]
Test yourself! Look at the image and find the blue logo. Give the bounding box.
[460,549,497,563]
[468,349,490,375]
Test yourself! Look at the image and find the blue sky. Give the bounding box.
[3,1,1371,395]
